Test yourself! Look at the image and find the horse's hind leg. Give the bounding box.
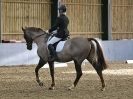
[69,60,83,90]
[87,56,105,91]
[35,58,46,86]
[48,61,55,90]
[96,68,105,91]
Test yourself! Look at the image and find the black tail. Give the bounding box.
[88,38,107,70]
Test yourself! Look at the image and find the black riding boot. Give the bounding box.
[48,44,57,61]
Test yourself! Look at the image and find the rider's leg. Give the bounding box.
[47,36,61,61]
[47,36,61,45]
[48,44,57,57]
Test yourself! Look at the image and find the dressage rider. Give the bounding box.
[47,4,70,61]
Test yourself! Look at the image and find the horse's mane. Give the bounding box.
[27,27,44,32]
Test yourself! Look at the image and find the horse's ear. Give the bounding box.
[22,27,25,31]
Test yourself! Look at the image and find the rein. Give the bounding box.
[33,33,45,40]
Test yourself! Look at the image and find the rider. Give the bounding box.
[47,4,69,61]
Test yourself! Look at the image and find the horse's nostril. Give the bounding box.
[27,46,32,50]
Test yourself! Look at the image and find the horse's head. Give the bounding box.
[22,27,49,50]
[22,27,33,50]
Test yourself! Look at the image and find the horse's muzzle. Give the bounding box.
[27,44,32,50]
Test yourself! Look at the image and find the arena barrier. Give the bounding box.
[0,40,133,66]
[100,40,133,62]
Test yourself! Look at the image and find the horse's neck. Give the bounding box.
[34,36,47,47]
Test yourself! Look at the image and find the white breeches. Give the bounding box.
[47,36,61,46]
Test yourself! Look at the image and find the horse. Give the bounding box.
[22,27,107,91]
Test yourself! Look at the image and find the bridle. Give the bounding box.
[25,30,50,50]
[32,33,45,40]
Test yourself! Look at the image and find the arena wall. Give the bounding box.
[0,43,39,66]
[112,0,133,40]
[1,0,51,41]
[1,40,133,66]
[1,0,133,41]
[101,40,133,62]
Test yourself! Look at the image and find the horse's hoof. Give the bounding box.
[39,82,43,86]
[101,87,105,91]
[49,86,55,90]
[68,87,73,91]
[68,85,74,91]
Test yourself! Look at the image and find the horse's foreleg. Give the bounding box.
[48,61,55,90]
[35,58,46,86]
[69,60,82,90]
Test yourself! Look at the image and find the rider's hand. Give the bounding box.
[46,30,49,33]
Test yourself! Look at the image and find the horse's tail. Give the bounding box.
[87,38,107,70]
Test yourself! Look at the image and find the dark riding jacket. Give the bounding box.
[48,14,69,39]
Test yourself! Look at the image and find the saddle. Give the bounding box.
[47,33,69,51]
[47,33,69,61]
[53,37,68,51]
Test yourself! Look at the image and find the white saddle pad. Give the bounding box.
[56,41,66,52]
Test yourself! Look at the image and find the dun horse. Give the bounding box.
[22,27,107,91]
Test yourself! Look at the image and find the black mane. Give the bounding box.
[27,27,44,32]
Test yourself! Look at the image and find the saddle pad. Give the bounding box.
[56,41,66,52]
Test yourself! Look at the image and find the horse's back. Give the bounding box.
[68,37,91,48]
[62,37,91,56]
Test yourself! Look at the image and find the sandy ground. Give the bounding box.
[0,63,133,99]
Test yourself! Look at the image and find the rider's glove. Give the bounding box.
[46,30,49,33]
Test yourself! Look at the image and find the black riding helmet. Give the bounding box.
[59,4,66,13]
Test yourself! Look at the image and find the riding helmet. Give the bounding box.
[59,4,66,13]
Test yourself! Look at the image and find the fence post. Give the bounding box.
[108,0,112,40]
[51,0,58,26]
[101,0,112,40]
[101,0,108,40]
